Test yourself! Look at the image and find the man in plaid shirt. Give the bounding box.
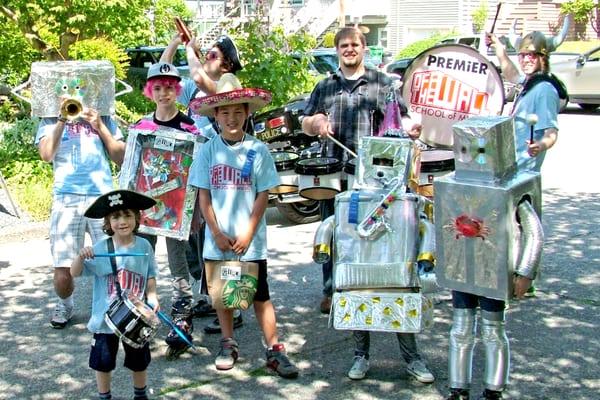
[302,27,431,383]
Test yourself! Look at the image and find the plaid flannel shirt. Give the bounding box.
[304,67,407,160]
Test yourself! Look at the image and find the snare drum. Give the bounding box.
[269,151,299,194]
[104,292,160,348]
[343,158,357,190]
[418,149,455,198]
[295,157,343,200]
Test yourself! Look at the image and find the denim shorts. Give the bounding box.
[89,333,151,372]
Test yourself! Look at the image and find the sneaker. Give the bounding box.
[266,344,299,379]
[478,389,503,400]
[348,355,369,380]
[204,313,243,334]
[192,299,216,318]
[215,338,239,370]
[319,296,332,314]
[446,388,470,400]
[406,359,435,383]
[50,302,73,329]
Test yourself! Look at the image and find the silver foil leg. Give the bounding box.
[449,308,477,389]
[481,310,510,391]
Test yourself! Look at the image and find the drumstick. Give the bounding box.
[155,309,197,350]
[326,135,358,158]
[94,253,149,257]
[526,114,538,143]
[174,17,202,59]
[490,2,503,34]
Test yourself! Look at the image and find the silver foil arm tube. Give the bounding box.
[313,215,335,264]
[417,213,436,265]
[514,200,544,280]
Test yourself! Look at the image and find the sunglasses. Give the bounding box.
[518,52,542,61]
[204,51,222,62]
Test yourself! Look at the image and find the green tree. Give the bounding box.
[561,0,596,39]
[471,1,488,34]
[230,21,318,109]
[152,0,194,45]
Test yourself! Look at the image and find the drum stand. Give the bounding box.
[0,170,20,218]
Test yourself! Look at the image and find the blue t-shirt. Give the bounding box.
[178,78,218,140]
[512,78,559,172]
[81,236,157,334]
[35,116,123,195]
[188,134,279,261]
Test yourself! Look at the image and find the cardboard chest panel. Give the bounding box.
[333,190,420,289]
[332,290,434,333]
[434,171,541,300]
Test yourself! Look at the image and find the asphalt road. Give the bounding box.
[0,104,598,399]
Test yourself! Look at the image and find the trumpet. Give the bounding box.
[60,98,83,120]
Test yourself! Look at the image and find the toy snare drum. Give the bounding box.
[269,151,300,194]
[104,292,160,348]
[418,149,455,198]
[343,158,357,191]
[295,157,343,200]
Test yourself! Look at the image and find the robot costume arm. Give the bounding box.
[514,200,544,280]
[313,215,335,264]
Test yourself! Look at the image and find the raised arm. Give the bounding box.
[186,37,217,95]
[486,32,521,84]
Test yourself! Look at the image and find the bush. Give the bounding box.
[116,88,155,125]
[472,1,488,34]
[396,31,458,58]
[69,38,130,80]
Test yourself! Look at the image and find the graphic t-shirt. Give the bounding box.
[81,236,157,334]
[35,116,123,195]
[188,134,279,261]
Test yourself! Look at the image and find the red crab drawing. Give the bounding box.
[450,214,491,240]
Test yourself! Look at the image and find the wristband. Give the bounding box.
[58,116,67,123]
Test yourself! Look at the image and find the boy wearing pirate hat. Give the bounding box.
[71,190,159,400]
[187,74,298,378]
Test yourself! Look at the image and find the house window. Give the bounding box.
[378,27,388,48]
[290,0,305,6]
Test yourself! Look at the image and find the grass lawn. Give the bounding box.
[556,40,600,53]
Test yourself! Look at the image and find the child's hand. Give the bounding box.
[214,231,234,252]
[147,294,160,313]
[232,230,253,255]
[78,246,95,260]
[513,275,532,299]
[81,108,101,131]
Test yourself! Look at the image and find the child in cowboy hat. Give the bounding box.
[71,190,159,400]
[187,73,299,378]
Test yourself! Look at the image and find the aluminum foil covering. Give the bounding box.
[357,136,418,190]
[434,171,541,300]
[119,126,203,240]
[332,290,434,333]
[334,189,420,288]
[30,61,116,117]
[452,116,516,183]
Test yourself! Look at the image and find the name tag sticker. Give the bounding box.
[220,265,241,281]
[154,136,176,151]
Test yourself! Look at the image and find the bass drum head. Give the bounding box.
[401,44,505,148]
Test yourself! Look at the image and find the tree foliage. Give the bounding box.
[230,20,318,109]
[69,38,130,80]
[151,0,194,45]
[561,0,596,23]
[396,31,457,58]
[471,1,489,34]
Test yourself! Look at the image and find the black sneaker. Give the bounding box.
[266,343,298,379]
[204,313,243,334]
[193,299,216,318]
[478,389,502,400]
[446,388,470,400]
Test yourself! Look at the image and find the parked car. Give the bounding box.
[253,94,322,224]
[551,45,600,111]
[126,46,190,86]
[384,57,414,79]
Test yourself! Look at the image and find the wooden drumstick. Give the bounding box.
[490,2,503,34]
[326,134,358,158]
[526,114,538,143]
[174,17,202,59]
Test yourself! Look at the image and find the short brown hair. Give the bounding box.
[334,27,366,48]
[103,209,141,236]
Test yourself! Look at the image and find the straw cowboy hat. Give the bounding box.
[189,73,271,117]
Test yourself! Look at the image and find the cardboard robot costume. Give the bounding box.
[434,116,544,394]
[312,135,436,333]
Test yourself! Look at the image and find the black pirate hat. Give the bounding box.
[84,190,156,219]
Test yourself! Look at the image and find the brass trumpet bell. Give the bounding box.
[61,98,83,120]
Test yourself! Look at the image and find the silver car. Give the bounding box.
[551,46,600,111]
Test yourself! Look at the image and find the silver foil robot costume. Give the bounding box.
[434,116,544,396]
[312,134,436,334]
